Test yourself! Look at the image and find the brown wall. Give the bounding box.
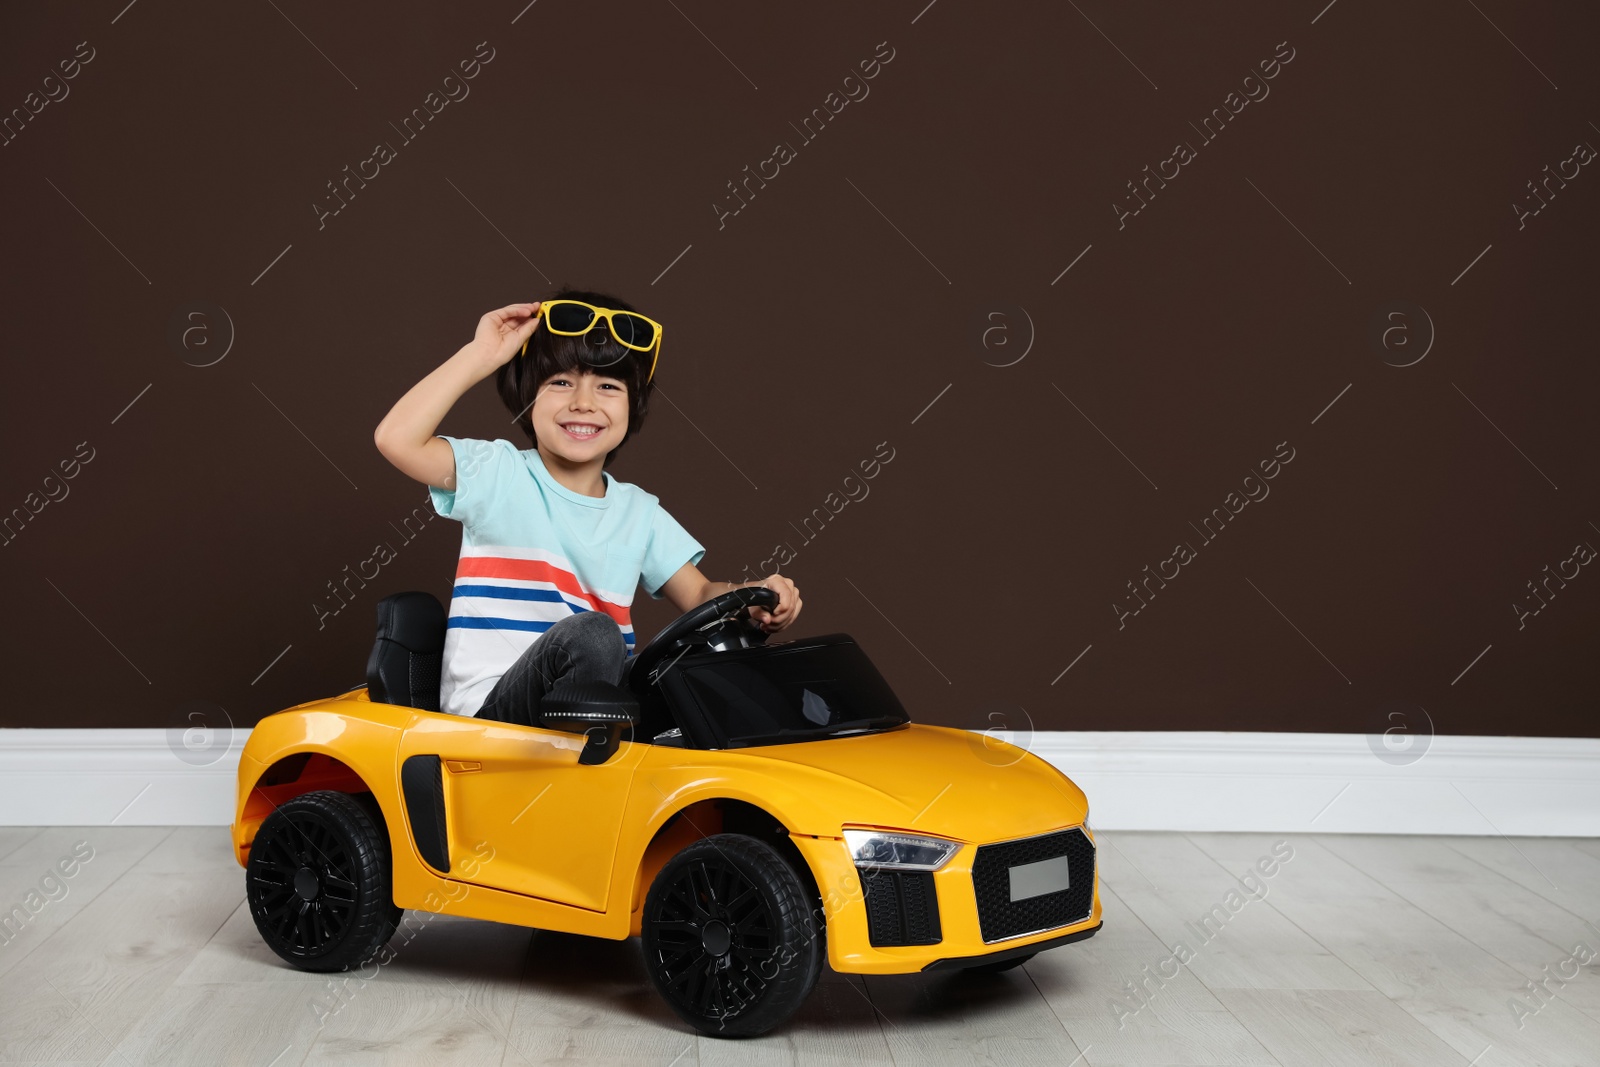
[2,2,1595,738]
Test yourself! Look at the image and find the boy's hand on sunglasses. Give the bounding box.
[747,573,801,633]
[470,302,542,372]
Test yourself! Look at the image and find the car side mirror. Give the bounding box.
[537,680,640,765]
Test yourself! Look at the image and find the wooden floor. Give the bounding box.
[2,828,1598,1065]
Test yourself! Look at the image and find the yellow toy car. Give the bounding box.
[233,586,1100,1037]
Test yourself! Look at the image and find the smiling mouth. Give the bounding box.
[559,422,604,440]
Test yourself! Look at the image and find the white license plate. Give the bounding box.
[1008,855,1071,902]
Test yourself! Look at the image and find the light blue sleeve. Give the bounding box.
[641,503,706,600]
[427,436,519,528]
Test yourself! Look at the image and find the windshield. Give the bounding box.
[676,638,909,748]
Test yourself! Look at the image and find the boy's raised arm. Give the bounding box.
[374,302,542,490]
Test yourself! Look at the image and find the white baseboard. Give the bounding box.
[0,729,245,828]
[1026,732,1600,837]
[2,729,1597,835]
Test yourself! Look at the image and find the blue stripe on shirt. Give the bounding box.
[447,616,556,632]
[451,583,570,603]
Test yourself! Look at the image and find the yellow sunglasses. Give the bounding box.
[520,299,664,383]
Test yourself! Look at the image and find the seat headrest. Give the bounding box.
[366,592,447,710]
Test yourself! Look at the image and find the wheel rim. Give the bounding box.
[249,811,361,957]
[650,857,779,1023]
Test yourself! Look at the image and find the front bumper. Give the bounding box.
[922,921,1103,971]
[792,825,1102,975]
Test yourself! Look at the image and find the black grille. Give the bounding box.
[971,827,1094,943]
[859,868,942,946]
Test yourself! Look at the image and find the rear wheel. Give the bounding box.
[641,834,821,1037]
[246,790,399,972]
[350,791,404,939]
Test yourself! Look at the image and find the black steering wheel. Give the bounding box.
[629,585,779,686]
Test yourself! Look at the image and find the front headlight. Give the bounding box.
[843,829,959,871]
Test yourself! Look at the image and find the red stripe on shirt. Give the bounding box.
[456,555,633,628]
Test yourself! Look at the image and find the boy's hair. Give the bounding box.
[494,287,657,468]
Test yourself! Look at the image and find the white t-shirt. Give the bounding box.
[428,436,705,717]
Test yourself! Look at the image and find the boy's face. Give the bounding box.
[533,368,629,462]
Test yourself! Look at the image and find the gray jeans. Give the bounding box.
[474,610,627,727]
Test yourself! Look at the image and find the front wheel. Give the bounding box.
[641,834,821,1037]
[246,790,400,972]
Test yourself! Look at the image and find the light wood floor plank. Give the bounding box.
[170,900,332,988]
[501,929,710,1065]
[1445,836,1600,919]
[504,930,895,1064]
[0,828,1595,1065]
[1217,988,1478,1066]
[1318,835,1600,1024]
[0,826,44,862]
[1028,880,1231,1015]
[696,976,895,1065]
[0,827,172,982]
[0,976,134,1062]
[1099,832,1371,992]
[98,979,325,1067]
[859,966,1083,1066]
[1045,1006,1278,1067]
[1026,880,1280,1065]
[301,980,508,1066]
[0,827,170,871]
[1187,834,1600,1067]
[135,825,236,874]
[504,1024,699,1065]
[0,867,242,1061]
[509,929,692,1031]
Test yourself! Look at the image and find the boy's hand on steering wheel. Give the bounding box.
[746,574,801,633]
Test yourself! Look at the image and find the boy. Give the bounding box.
[374,291,801,725]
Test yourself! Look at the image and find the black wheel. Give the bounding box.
[246,790,400,973]
[641,834,822,1037]
[965,952,1036,974]
[349,790,405,938]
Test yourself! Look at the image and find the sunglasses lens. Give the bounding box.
[610,313,656,350]
[546,302,596,334]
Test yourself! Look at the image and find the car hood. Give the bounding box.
[726,723,1087,843]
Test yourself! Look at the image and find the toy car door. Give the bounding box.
[395,712,644,911]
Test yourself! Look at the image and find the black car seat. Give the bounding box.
[365,591,447,711]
